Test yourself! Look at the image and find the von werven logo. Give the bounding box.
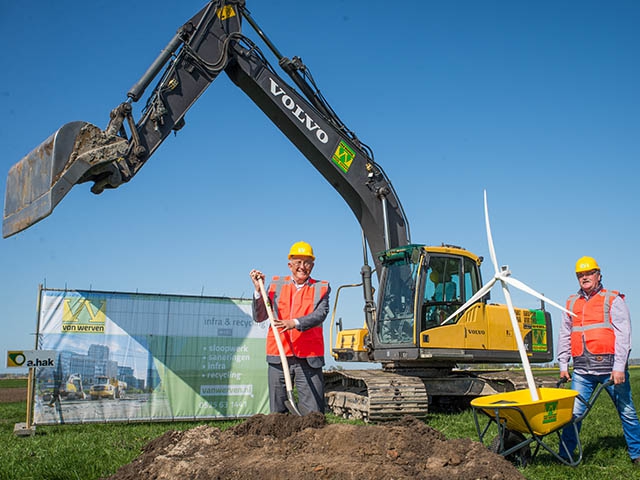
[332,141,355,173]
[62,298,107,333]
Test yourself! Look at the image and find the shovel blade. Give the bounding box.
[286,393,302,416]
[3,121,127,237]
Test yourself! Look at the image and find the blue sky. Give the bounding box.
[1,1,638,374]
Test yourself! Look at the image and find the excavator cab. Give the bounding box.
[375,244,482,347]
[333,244,484,361]
[420,247,483,331]
[333,242,554,366]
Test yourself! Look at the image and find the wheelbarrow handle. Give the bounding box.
[555,377,569,388]
[555,376,614,390]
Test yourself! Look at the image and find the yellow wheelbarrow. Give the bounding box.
[470,379,613,466]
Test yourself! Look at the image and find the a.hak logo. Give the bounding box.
[26,358,54,367]
[62,297,107,333]
[7,350,56,368]
[6,351,26,367]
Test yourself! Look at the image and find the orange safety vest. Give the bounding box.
[266,276,329,359]
[567,289,620,358]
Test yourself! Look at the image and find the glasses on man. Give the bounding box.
[576,269,599,279]
[290,259,314,268]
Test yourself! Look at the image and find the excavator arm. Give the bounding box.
[3,0,409,275]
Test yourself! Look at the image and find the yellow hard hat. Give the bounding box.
[288,241,315,260]
[430,271,440,283]
[575,256,600,273]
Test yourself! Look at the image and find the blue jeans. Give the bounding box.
[560,371,640,460]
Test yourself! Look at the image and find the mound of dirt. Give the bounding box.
[105,413,525,480]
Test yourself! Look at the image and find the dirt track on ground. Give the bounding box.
[0,387,26,403]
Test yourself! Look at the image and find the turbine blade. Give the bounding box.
[442,278,497,325]
[502,276,576,316]
[501,282,539,401]
[484,190,500,274]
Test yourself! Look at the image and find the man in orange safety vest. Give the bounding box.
[558,256,640,465]
[250,241,330,414]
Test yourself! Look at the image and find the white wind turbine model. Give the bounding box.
[442,190,575,401]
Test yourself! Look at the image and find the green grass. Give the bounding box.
[0,378,27,388]
[0,400,242,480]
[2,370,640,479]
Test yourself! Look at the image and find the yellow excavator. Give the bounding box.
[326,243,555,420]
[4,1,555,421]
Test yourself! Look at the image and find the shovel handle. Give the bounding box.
[257,278,295,394]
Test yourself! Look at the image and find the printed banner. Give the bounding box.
[33,288,269,425]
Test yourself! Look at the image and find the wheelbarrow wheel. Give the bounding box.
[490,430,531,467]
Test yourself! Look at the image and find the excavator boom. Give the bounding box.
[3,1,409,277]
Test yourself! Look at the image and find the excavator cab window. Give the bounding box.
[421,255,464,329]
[420,254,483,330]
[462,256,483,303]
[377,256,419,344]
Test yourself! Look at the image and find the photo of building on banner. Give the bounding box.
[33,288,269,425]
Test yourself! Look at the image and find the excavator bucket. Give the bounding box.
[3,121,128,238]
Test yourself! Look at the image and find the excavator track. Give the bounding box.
[325,370,429,422]
[325,368,558,422]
